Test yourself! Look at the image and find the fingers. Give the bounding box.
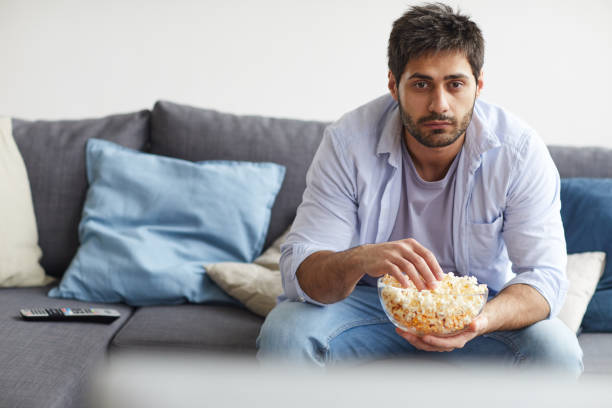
[387,256,423,290]
[385,261,412,288]
[401,252,436,290]
[404,238,445,281]
[396,327,477,352]
[419,332,470,350]
[396,328,455,352]
[467,314,488,335]
[399,315,484,351]
[392,239,443,290]
[361,239,444,290]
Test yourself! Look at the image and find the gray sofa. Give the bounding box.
[1,101,611,408]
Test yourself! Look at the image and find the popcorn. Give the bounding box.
[378,272,488,336]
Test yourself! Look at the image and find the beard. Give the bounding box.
[398,98,475,148]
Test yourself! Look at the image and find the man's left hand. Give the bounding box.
[395,314,489,352]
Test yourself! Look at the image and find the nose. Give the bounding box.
[429,86,449,114]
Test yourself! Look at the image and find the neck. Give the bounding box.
[404,132,465,182]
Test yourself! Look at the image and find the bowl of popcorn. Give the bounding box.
[378,272,488,337]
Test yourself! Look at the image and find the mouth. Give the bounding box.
[422,121,453,130]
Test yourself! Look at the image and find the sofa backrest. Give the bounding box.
[548,145,612,178]
[11,104,612,279]
[12,112,151,278]
[149,100,328,251]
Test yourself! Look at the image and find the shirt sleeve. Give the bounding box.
[279,126,359,304]
[501,131,568,319]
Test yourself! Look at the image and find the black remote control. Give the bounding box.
[20,308,120,323]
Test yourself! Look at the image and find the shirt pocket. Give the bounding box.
[469,215,504,270]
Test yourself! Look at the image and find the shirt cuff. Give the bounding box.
[500,269,568,319]
[279,242,327,307]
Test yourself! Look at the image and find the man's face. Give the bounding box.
[388,51,483,148]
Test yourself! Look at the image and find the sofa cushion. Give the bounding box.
[0,285,134,408]
[149,100,328,250]
[11,111,150,278]
[548,145,612,178]
[561,178,612,332]
[578,333,612,375]
[49,139,285,306]
[111,305,264,353]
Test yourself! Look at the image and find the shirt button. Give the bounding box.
[298,297,305,302]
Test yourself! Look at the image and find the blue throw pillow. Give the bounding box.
[49,139,285,306]
[560,178,612,332]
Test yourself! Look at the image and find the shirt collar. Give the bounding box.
[376,98,501,171]
[376,104,403,168]
[464,100,501,172]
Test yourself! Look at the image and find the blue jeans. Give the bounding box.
[256,286,583,377]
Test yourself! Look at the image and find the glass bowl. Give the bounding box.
[377,274,488,337]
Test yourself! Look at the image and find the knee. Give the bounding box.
[256,302,327,366]
[520,320,584,378]
[256,307,301,357]
[538,336,583,378]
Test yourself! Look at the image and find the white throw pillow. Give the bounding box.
[205,228,288,316]
[557,252,606,333]
[0,117,51,286]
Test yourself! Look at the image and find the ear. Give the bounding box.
[475,70,484,98]
[388,71,399,101]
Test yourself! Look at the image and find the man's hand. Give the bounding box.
[394,283,551,352]
[297,238,444,304]
[395,314,489,352]
[351,238,444,290]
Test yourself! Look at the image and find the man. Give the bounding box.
[257,3,582,376]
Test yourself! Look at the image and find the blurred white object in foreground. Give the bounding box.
[86,351,612,408]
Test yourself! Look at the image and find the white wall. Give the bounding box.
[1,0,610,147]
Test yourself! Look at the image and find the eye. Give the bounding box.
[413,81,429,89]
[449,81,464,89]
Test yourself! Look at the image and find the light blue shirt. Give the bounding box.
[280,94,568,318]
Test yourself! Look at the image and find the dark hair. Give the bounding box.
[388,3,484,84]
